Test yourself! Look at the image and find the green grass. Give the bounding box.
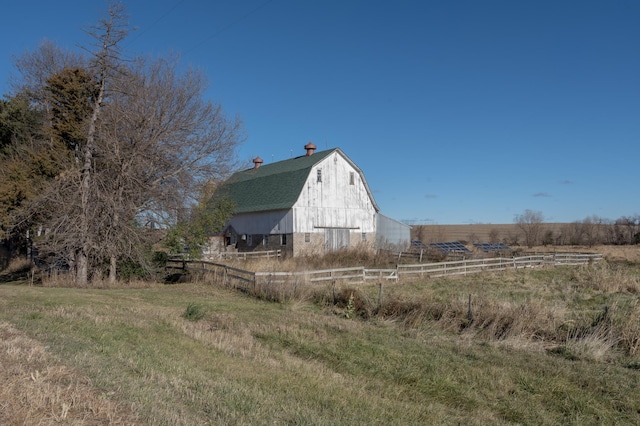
[1,264,640,424]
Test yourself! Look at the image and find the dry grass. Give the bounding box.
[1,245,638,424]
[231,245,385,272]
[570,262,640,293]
[206,245,640,364]
[2,274,640,424]
[4,256,32,274]
[0,322,138,425]
[40,270,165,289]
[205,245,640,366]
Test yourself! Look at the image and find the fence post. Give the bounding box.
[378,281,384,311]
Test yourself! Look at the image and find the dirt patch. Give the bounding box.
[0,322,139,425]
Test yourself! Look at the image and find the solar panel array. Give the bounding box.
[429,241,472,254]
[473,242,512,253]
[411,240,427,249]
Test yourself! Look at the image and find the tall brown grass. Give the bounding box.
[40,271,163,289]
[3,256,32,274]
[570,262,640,293]
[0,322,139,425]
[216,255,640,364]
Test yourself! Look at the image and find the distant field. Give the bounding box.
[413,223,566,244]
[1,246,639,424]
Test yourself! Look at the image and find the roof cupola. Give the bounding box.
[304,142,317,156]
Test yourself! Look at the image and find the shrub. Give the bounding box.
[152,251,169,267]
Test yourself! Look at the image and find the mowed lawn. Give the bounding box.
[1,261,640,425]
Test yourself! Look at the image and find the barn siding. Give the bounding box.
[228,210,293,234]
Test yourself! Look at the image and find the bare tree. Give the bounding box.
[613,216,640,245]
[95,55,241,281]
[580,215,604,247]
[12,3,242,284]
[10,40,85,103]
[514,209,544,248]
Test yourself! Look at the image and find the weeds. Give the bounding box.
[345,293,355,319]
[571,262,640,293]
[172,246,640,366]
[182,303,206,322]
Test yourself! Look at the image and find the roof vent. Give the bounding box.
[252,156,263,169]
[304,141,317,156]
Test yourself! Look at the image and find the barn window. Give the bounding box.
[350,171,355,185]
[280,234,287,245]
[305,233,310,243]
[263,235,268,246]
[317,169,322,182]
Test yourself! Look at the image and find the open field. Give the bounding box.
[413,223,564,244]
[1,247,640,424]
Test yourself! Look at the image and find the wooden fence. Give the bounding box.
[206,249,282,261]
[168,252,602,287]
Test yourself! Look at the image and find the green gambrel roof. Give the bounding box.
[219,148,336,214]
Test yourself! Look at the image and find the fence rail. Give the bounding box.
[205,250,281,261]
[169,252,602,287]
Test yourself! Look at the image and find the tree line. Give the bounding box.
[0,3,242,284]
[515,210,640,248]
[413,210,640,249]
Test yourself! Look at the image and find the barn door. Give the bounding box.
[324,229,350,251]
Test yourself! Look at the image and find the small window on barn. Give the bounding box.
[350,171,355,185]
[247,235,253,246]
[281,234,287,245]
[263,235,268,246]
[305,233,310,243]
[317,169,322,182]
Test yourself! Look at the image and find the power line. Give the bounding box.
[125,0,186,47]
[184,0,275,55]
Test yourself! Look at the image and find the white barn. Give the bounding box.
[209,143,409,257]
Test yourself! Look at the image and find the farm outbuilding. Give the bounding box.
[376,214,411,251]
[206,143,409,257]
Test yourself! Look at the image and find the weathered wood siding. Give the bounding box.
[228,209,294,234]
[293,151,376,233]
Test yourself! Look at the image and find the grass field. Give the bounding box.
[1,247,640,425]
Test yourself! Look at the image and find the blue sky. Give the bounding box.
[1,1,638,224]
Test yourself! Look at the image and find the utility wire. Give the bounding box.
[125,0,186,47]
[184,0,275,55]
